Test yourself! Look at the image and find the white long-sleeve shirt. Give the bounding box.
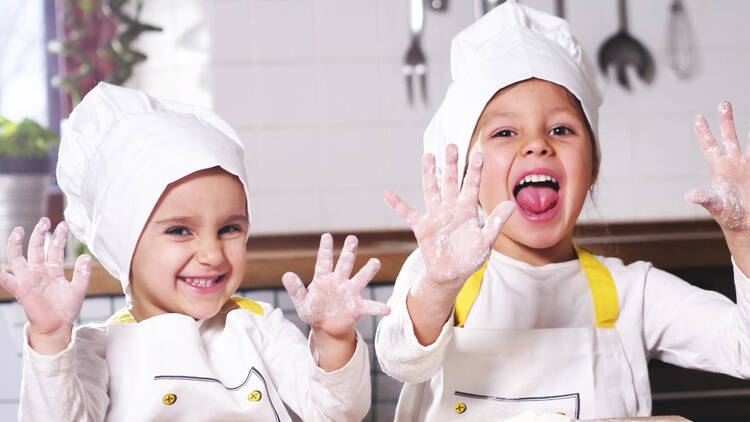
[20,299,371,421]
[375,249,750,416]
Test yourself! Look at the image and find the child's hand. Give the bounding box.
[282,233,390,338]
[686,102,750,231]
[686,102,750,276]
[0,218,91,355]
[384,144,515,296]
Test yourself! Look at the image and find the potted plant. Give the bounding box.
[0,115,59,263]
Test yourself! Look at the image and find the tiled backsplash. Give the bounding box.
[124,0,750,235]
[0,284,400,421]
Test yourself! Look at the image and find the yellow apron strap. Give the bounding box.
[574,244,619,329]
[228,296,264,316]
[453,246,619,329]
[107,307,136,324]
[454,261,488,327]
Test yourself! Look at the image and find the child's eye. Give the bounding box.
[549,126,574,136]
[491,129,515,138]
[166,226,191,236]
[218,224,242,235]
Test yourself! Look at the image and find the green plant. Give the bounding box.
[0,115,59,159]
[48,0,162,109]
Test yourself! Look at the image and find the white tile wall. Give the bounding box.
[126,0,750,234]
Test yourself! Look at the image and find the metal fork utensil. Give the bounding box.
[403,0,427,107]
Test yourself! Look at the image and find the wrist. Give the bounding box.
[310,326,357,372]
[27,324,73,356]
[410,273,463,305]
[312,326,356,345]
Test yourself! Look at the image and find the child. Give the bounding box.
[375,1,750,420]
[0,82,389,421]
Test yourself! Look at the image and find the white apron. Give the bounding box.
[402,246,639,421]
[104,297,289,422]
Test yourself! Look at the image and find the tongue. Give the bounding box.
[515,186,559,214]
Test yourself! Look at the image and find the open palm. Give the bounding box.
[282,233,389,337]
[384,144,515,291]
[687,102,750,231]
[0,218,91,340]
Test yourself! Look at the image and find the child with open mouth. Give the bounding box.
[1,82,389,421]
[375,1,750,420]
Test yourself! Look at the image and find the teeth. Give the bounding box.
[182,277,217,287]
[518,174,557,186]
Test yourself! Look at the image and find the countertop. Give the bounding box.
[0,220,730,302]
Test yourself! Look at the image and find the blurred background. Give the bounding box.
[1,0,749,420]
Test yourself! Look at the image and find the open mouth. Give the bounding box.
[513,173,560,216]
[179,274,225,290]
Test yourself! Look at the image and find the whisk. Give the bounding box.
[666,0,698,79]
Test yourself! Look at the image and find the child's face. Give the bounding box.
[129,167,249,321]
[469,78,593,261]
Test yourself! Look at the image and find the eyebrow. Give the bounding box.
[153,214,248,226]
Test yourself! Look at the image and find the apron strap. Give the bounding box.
[453,246,619,329]
[574,244,618,328]
[454,260,488,327]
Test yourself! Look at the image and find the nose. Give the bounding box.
[521,137,552,157]
[195,237,225,266]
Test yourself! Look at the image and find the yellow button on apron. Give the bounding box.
[162,393,177,405]
[454,402,466,414]
[248,390,262,402]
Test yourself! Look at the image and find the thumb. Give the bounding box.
[281,272,307,308]
[685,188,724,216]
[0,269,17,296]
[482,201,516,245]
[70,254,92,298]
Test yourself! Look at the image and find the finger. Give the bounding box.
[694,115,721,167]
[45,222,68,277]
[6,227,29,278]
[69,254,92,298]
[442,144,460,206]
[314,233,334,277]
[358,299,390,317]
[27,217,51,267]
[685,188,723,216]
[351,258,381,291]
[457,151,484,218]
[421,153,441,210]
[0,270,18,295]
[482,201,516,245]
[281,272,307,307]
[384,190,422,227]
[718,101,741,157]
[334,235,358,278]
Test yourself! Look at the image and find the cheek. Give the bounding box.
[226,240,248,270]
[564,150,594,198]
[479,154,513,203]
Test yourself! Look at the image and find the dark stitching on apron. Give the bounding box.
[154,367,281,421]
[454,391,580,419]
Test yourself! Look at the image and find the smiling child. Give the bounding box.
[1,82,388,421]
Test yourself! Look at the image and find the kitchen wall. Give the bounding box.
[124,0,750,234]
[2,0,750,419]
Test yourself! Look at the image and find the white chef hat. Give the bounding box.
[424,0,603,183]
[56,82,251,307]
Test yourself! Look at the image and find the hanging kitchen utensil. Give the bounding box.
[555,0,565,18]
[403,0,428,106]
[597,0,655,90]
[666,0,698,79]
[426,0,448,12]
[474,0,506,21]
